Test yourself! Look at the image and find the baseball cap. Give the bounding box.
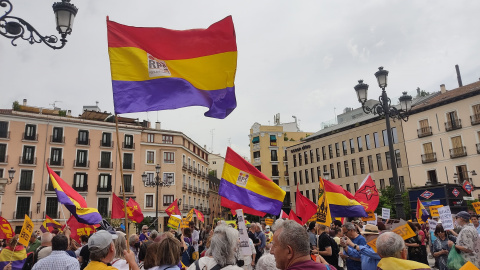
[88,230,118,250]
[456,211,471,221]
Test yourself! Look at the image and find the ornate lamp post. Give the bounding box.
[0,0,78,49]
[354,67,413,220]
[143,164,173,232]
[7,167,15,184]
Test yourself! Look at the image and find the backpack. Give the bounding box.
[22,246,46,270]
[181,243,196,266]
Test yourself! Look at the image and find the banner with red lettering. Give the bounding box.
[65,216,98,243]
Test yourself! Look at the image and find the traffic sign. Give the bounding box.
[462,180,473,195]
[420,190,434,199]
[452,188,460,197]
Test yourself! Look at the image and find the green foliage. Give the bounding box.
[417,87,430,97]
[289,138,294,141]
[59,110,67,117]
[12,101,20,111]
[376,186,411,219]
[467,199,479,212]
[284,134,289,141]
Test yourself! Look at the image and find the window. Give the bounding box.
[163,195,174,206]
[147,133,155,143]
[335,143,340,157]
[293,172,297,185]
[304,151,308,164]
[330,164,335,179]
[52,127,63,143]
[316,148,320,162]
[24,124,36,140]
[146,151,155,164]
[0,121,8,138]
[342,141,347,155]
[252,136,259,144]
[380,179,385,190]
[322,146,326,160]
[45,197,58,218]
[98,174,111,192]
[123,153,133,169]
[310,150,314,163]
[50,148,62,166]
[100,152,111,168]
[74,173,88,191]
[306,190,310,200]
[293,155,297,167]
[16,197,30,219]
[389,178,394,187]
[145,195,154,208]
[270,135,277,146]
[346,184,351,193]
[253,151,260,159]
[357,137,363,152]
[305,169,309,183]
[317,167,321,181]
[382,130,389,146]
[427,170,438,184]
[76,150,88,167]
[164,173,175,185]
[298,153,302,166]
[367,155,374,173]
[271,150,278,161]
[162,135,173,144]
[19,170,33,190]
[359,157,365,174]
[446,111,460,129]
[312,189,316,202]
[98,198,109,217]
[376,154,383,171]
[101,132,112,147]
[391,127,398,144]
[164,152,175,163]
[0,144,6,163]
[328,145,333,159]
[344,161,349,177]
[451,136,464,157]
[365,134,371,150]
[22,146,35,164]
[350,139,355,154]
[124,134,134,148]
[352,159,357,175]
[311,168,315,182]
[354,183,359,192]
[255,166,261,172]
[78,130,89,145]
[385,152,391,170]
[373,132,380,148]
[395,149,402,168]
[123,175,133,192]
[337,162,342,178]
[299,171,303,184]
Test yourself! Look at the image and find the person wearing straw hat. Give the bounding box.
[343,224,381,270]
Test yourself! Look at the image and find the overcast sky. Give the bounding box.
[2,0,480,158]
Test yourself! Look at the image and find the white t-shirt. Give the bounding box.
[187,256,242,270]
[192,230,200,252]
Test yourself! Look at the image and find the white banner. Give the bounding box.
[428,219,438,231]
[438,206,454,231]
[382,208,391,220]
[235,209,252,256]
[367,213,378,225]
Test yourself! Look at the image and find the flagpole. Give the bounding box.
[114,114,130,247]
[60,205,68,223]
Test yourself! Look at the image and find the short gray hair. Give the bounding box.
[149,230,159,240]
[275,220,310,256]
[272,219,284,232]
[376,232,405,258]
[41,232,53,245]
[209,225,239,267]
[90,243,111,261]
[342,222,356,231]
[129,234,138,246]
[256,253,280,270]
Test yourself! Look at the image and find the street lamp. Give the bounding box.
[142,164,173,232]
[7,167,15,184]
[354,67,413,220]
[0,0,78,49]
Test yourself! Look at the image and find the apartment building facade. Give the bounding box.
[248,114,313,212]
[404,81,480,199]
[0,103,211,232]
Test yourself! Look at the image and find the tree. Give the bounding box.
[417,87,430,97]
[12,101,20,111]
[376,186,411,219]
[467,199,479,212]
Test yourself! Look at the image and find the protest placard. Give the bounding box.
[362,210,376,221]
[472,202,480,215]
[429,205,443,217]
[236,209,252,256]
[18,215,34,247]
[428,219,438,231]
[167,215,181,229]
[367,214,378,225]
[382,208,390,220]
[265,218,274,226]
[438,206,454,230]
[367,220,416,252]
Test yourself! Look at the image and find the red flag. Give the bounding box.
[280,210,288,219]
[221,197,267,217]
[111,193,126,219]
[165,199,181,217]
[194,209,205,223]
[0,217,14,240]
[296,185,318,225]
[127,198,144,223]
[65,216,98,244]
[354,174,379,212]
[288,210,302,224]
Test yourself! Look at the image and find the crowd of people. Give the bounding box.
[0,211,478,270]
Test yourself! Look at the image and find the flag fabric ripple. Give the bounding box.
[324,179,368,218]
[416,198,429,222]
[107,16,237,119]
[219,147,286,216]
[46,164,102,225]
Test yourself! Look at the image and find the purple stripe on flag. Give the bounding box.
[112,78,236,119]
[329,204,368,218]
[218,179,283,215]
[55,188,102,225]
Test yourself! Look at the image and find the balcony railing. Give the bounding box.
[122,142,135,149]
[72,184,88,192]
[48,158,64,167]
[45,183,55,192]
[421,153,437,163]
[445,119,462,131]
[182,163,187,171]
[449,147,467,158]
[97,185,112,192]
[272,170,279,177]
[120,185,134,193]
[50,135,65,144]
[0,155,7,163]
[188,184,193,191]
[417,126,433,138]
[98,161,113,169]
[123,162,135,170]
[74,160,90,168]
[193,168,197,174]
[0,131,10,139]
[183,205,189,211]
[76,138,90,146]
[182,183,187,190]
[284,171,289,176]
[193,187,198,193]
[19,156,36,165]
[43,211,60,219]
[271,156,278,162]
[14,211,32,220]
[100,140,113,148]
[17,182,34,191]
[201,172,206,178]
[471,114,480,126]
[477,143,480,154]
[22,133,38,141]
[188,165,193,172]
